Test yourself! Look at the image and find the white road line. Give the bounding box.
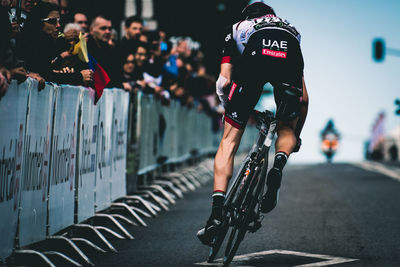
[354,161,400,182]
[195,249,358,266]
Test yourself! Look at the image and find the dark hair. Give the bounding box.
[124,15,143,28]
[135,41,149,53]
[90,15,111,27]
[23,2,60,34]
[72,9,88,20]
[241,2,275,19]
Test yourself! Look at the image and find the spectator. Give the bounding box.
[139,33,148,43]
[109,28,118,48]
[63,22,81,33]
[88,15,122,88]
[119,15,143,60]
[131,41,148,82]
[0,68,10,100]
[124,15,143,41]
[129,41,165,97]
[145,31,163,83]
[60,22,90,73]
[121,52,136,92]
[20,2,92,86]
[1,0,32,88]
[73,11,88,33]
[389,144,398,161]
[59,0,69,16]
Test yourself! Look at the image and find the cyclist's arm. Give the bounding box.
[219,63,232,87]
[217,26,237,96]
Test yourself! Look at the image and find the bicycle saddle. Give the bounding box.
[255,110,274,131]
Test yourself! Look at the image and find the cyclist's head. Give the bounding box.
[241,1,276,19]
[327,119,334,128]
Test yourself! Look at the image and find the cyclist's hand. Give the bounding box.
[216,74,230,106]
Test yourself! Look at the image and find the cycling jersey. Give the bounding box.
[221,15,301,64]
[221,15,304,129]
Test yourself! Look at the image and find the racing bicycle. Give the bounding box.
[207,84,302,267]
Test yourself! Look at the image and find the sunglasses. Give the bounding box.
[77,20,88,25]
[125,60,135,64]
[41,17,60,25]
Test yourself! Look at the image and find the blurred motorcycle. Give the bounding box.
[321,119,340,163]
[321,132,339,163]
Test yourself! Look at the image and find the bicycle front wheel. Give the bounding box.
[222,158,266,267]
[207,159,250,263]
[207,214,230,262]
[222,215,247,267]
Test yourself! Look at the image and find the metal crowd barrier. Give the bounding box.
[0,79,258,263]
[0,79,129,262]
[135,92,217,177]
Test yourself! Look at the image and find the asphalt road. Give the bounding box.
[90,158,400,267]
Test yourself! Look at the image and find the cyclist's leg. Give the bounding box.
[260,118,297,213]
[197,122,244,246]
[276,119,298,155]
[197,79,262,246]
[216,79,264,192]
[261,48,304,213]
[214,122,245,192]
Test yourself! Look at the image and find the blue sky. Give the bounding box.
[251,0,400,163]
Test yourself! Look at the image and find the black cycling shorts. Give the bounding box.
[224,29,304,129]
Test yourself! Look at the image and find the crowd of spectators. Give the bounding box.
[0,0,222,121]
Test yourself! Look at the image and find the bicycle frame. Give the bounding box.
[208,110,278,264]
[225,113,277,206]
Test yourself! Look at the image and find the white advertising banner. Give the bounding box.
[0,80,29,261]
[76,88,96,223]
[48,85,81,235]
[94,90,113,211]
[110,89,129,201]
[19,82,54,246]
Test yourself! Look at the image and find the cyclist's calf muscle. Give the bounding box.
[213,123,244,192]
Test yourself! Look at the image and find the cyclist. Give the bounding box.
[197,1,309,246]
[321,119,340,140]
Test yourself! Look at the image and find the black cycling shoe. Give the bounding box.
[261,167,282,213]
[196,218,222,246]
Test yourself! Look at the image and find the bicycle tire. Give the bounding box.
[222,164,262,266]
[207,215,229,262]
[207,159,250,262]
[222,213,247,267]
[222,152,268,267]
